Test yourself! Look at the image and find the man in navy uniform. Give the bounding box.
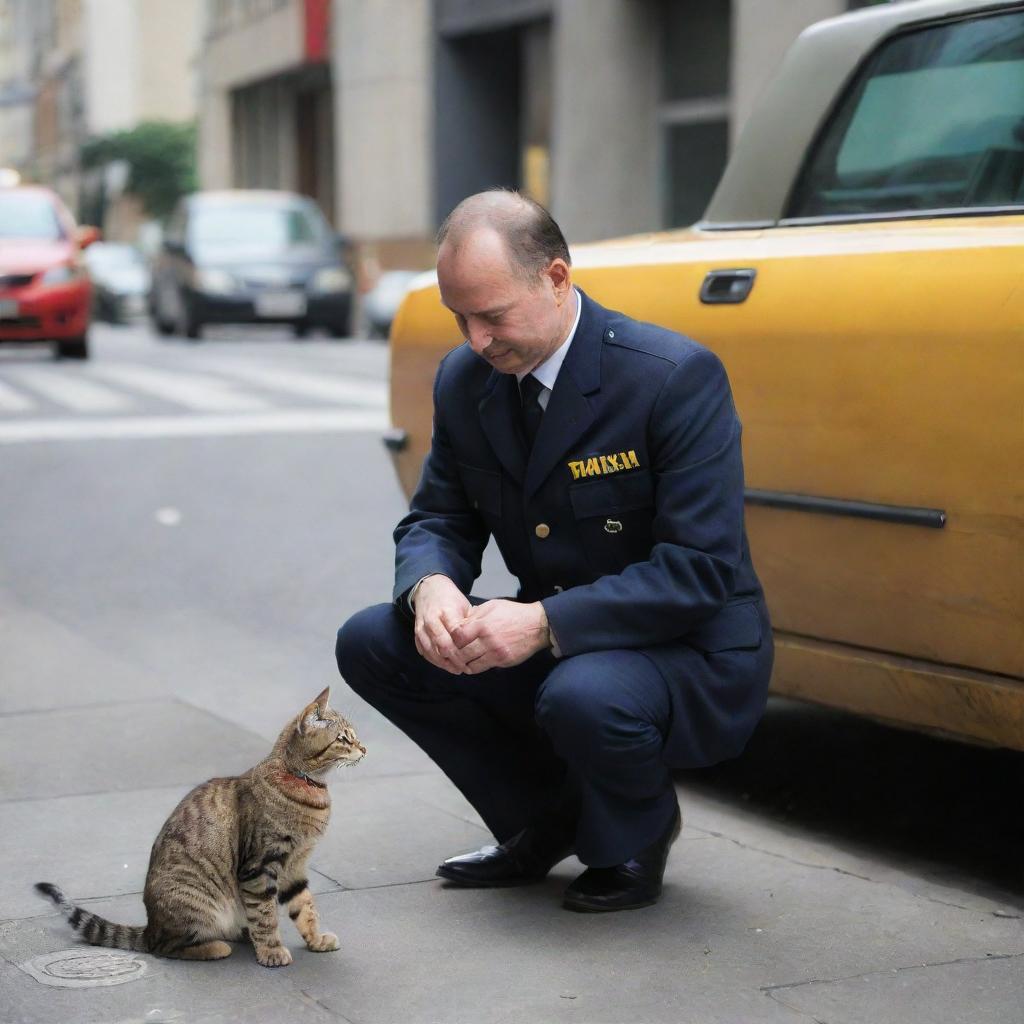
[336,190,773,912]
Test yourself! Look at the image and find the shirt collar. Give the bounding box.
[517,288,581,391]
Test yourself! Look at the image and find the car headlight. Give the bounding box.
[41,264,84,285]
[310,267,352,294]
[195,268,238,295]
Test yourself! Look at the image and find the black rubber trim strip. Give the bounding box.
[697,204,1024,231]
[777,204,1024,228]
[744,488,946,529]
[383,428,409,452]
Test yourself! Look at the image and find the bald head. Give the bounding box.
[435,191,576,376]
[437,190,570,284]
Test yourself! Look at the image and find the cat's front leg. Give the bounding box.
[239,859,291,967]
[278,878,339,953]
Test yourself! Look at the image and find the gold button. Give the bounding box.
[553,585,563,593]
[535,523,551,539]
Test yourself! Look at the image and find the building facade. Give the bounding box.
[0,0,43,182]
[199,0,892,273]
[198,0,337,227]
[0,0,201,225]
[0,0,87,205]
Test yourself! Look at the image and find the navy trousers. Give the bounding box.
[335,603,680,867]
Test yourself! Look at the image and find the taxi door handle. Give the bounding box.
[700,268,756,305]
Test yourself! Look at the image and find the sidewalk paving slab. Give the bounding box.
[0,591,168,715]
[0,700,268,802]
[764,952,1024,1024]
[308,773,489,889]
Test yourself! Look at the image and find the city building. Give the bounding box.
[198,0,337,231]
[0,0,201,233]
[198,0,889,276]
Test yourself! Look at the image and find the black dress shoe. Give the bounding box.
[562,806,682,912]
[436,827,574,887]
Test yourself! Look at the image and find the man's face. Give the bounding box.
[437,228,571,376]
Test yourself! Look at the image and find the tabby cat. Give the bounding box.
[36,687,365,967]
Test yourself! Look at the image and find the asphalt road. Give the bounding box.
[0,319,1021,1024]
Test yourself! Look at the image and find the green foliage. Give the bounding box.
[81,121,197,220]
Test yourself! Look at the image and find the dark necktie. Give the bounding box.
[519,373,545,448]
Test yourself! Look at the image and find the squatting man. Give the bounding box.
[337,189,773,912]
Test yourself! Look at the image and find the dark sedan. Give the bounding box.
[150,190,353,340]
[85,242,151,323]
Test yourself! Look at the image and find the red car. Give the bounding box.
[0,185,98,359]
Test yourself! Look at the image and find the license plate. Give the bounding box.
[0,299,19,319]
[255,291,306,318]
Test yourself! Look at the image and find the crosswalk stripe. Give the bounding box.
[88,364,270,412]
[0,378,36,412]
[0,409,389,444]
[200,362,387,407]
[6,368,135,412]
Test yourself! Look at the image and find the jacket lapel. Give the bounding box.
[524,290,604,498]
[478,369,527,484]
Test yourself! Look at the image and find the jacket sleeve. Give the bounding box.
[541,348,746,654]
[392,354,490,605]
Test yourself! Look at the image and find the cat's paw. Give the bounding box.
[307,932,340,952]
[256,944,293,968]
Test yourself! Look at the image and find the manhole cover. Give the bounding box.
[19,948,149,988]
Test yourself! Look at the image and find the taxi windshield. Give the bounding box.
[0,192,65,240]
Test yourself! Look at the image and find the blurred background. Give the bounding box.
[0,0,891,335]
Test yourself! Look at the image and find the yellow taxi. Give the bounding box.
[387,0,1024,750]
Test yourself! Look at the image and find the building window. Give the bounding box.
[659,0,732,227]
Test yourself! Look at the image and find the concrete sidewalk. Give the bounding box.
[2,660,1022,1024]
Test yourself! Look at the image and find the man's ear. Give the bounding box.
[298,687,331,736]
[545,258,572,302]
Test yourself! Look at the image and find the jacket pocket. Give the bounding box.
[457,463,502,517]
[569,469,654,517]
[569,469,655,574]
[686,601,762,653]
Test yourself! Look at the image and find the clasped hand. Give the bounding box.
[413,575,549,675]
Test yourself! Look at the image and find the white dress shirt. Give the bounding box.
[516,287,582,410]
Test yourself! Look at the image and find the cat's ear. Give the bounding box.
[299,687,331,735]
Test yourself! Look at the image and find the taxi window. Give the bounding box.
[789,10,1024,219]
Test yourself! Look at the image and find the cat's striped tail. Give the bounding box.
[35,882,147,952]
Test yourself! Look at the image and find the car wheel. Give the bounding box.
[55,335,90,360]
[328,298,353,340]
[176,293,202,340]
[292,321,310,339]
[151,289,175,336]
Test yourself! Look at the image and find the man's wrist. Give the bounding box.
[536,602,561,658]
[409,573,447,611]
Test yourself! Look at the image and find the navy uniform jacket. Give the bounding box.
[393,290,773,768]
